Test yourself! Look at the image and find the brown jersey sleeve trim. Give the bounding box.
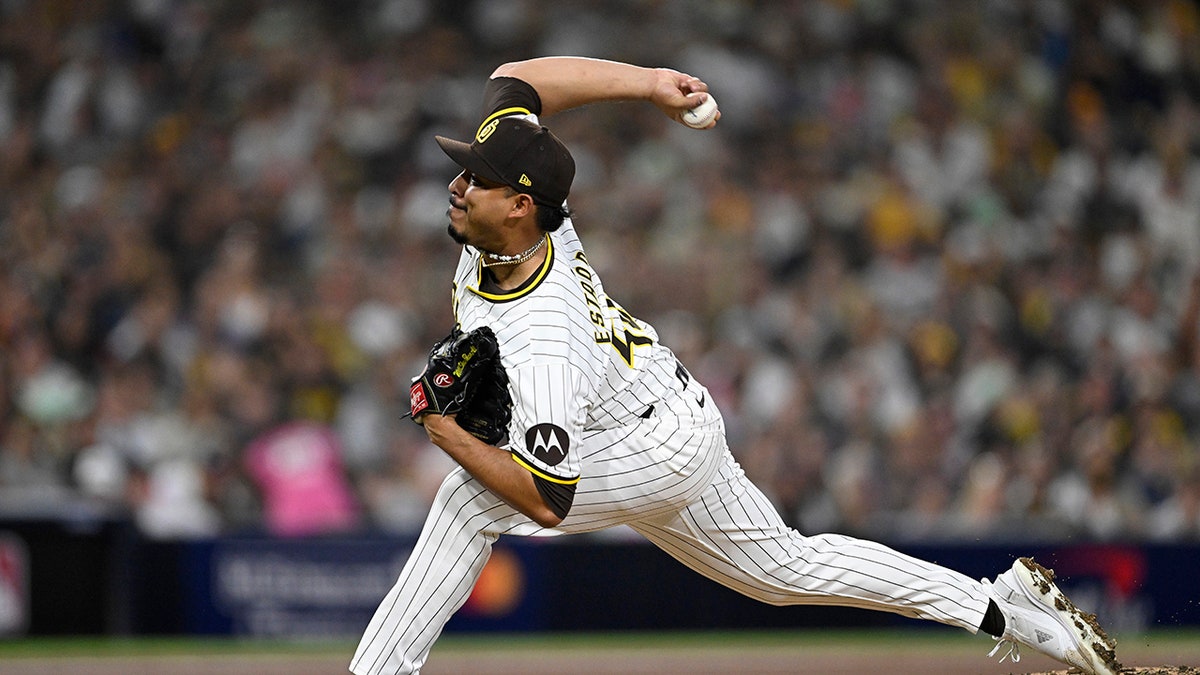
[533,474,576,520]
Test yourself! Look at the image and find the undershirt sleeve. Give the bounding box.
[532,474,576,520]
[479,76,543,120]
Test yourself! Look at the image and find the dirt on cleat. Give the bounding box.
[1018,557,1123,674]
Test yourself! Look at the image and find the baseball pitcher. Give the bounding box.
[350,57,1118,675]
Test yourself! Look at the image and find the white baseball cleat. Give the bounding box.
[984,557,1120,675]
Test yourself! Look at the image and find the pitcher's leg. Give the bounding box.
[630,455,989,631]
[351,467,528,675]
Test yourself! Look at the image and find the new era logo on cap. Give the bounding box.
[436,117,575,207]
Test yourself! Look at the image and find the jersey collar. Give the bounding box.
[468,234,553,303]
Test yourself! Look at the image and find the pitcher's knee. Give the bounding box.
[738,587,807,607]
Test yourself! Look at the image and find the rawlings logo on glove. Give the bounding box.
[410,384,428,413]
[410,326,513,445]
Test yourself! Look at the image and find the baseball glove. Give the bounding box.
[409,326,512,445]
[456,352,512,445]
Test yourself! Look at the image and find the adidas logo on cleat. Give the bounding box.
[1036,629,1053,644]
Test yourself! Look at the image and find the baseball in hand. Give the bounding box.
[682,94,719,129]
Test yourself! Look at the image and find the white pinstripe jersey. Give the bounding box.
[450,218,685,485]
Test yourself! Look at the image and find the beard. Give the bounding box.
[447,221,468,245]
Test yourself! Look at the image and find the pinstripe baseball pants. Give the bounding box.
[350,390,990,674]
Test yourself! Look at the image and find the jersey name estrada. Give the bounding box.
[451,219,680,483]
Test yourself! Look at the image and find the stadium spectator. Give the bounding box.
[0,0,1197,544]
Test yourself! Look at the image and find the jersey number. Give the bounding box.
[602,298,652,368]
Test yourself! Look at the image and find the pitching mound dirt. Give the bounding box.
[1032,662,1200,667]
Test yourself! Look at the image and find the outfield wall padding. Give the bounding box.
[1,518,1194,637]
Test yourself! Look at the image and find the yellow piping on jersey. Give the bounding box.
[511,453,580,485]
[468,235,553,302]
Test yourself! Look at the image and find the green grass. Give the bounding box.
[2,627,1197,658]
[0,636,353,658]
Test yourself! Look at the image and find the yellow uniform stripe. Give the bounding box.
[511,453,580,485]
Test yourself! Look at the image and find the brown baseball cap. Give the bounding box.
[436,117,575,207]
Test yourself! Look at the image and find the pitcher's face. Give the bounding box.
[446,170,518,248]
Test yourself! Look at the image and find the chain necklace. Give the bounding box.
[481,236,546,268]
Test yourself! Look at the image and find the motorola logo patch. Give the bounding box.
[525,423,569,466]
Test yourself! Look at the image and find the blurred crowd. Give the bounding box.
[0,0,1198,543]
